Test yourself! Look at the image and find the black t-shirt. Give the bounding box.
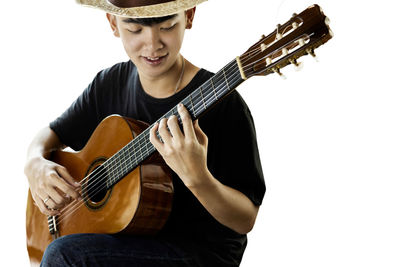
[50,60,266,266]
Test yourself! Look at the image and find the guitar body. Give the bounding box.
[26,115,173,266]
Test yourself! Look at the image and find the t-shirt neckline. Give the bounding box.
[135,66,206,105]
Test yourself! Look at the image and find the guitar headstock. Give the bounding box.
[237,4,333,79]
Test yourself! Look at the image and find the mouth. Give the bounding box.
[142,54,168,66]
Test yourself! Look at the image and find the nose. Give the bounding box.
[144,28,164,52]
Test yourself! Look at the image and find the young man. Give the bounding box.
[25,0,266,266]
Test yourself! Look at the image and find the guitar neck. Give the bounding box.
[90,4,333,189]
[103,59,244,188]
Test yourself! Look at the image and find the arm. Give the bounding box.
[186,167,259,234]
[24,126,81,216]
[150,104,259,234]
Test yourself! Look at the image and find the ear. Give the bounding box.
[185,7,196,29]
[106,13,120,37]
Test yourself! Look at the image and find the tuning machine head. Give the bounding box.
[306,48,319,62]
[289,58,304,71]
[272,67,287,80]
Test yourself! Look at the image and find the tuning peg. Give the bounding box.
[306,48,316,57]
[272,67,286,80]
[325,16,330,26]
[291,13,299,29]
[306,48,319,62]
[261,43,268,52]
[289,58,303,71]
[276,24,282,40]
[298,38,306,47]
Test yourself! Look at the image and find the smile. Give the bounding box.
[142,54,168,65]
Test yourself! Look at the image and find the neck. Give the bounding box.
[139,55,186,98]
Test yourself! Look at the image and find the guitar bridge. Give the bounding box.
[47,215,60,240]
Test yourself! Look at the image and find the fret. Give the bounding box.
[116,160,122,182]
[107,161,118,188]
[223,68,231,90]
[122,148,129,177]
[199,86,207,111]
[111,161,116,185]
[106,165,111,188]
[112,161,117,185]
[119,150,124,180]
[189,93,196,117]
[105,160,114,188]
[137,135,146,162]
[210,78,218,101]
[129,142,138,166]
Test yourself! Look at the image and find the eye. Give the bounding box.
[161,24,176,31]
[127,28,142,34]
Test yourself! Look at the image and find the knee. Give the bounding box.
[41,236,75,266]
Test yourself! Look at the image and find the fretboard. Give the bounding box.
[103,59,244,188]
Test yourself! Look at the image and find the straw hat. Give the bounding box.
[76,0,207,18]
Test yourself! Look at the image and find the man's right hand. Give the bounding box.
[24,156,81,216]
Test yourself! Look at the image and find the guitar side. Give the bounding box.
[26,115,173,266]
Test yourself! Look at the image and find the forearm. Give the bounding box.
[25,126,80,215]
[150,106,260,234]
[26,127,64,161]
[187,169,259,235]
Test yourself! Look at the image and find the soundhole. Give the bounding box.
[87,165,108,202]
[83,158,113,210]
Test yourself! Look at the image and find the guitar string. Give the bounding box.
[55,39,300,224]
[72,26,314,204]
[73,60,239,197]
[54,62,245,224]
[58,31,300,207]
[72,38,288,194]
[54,38,302,225]
[55,41,294,224]
[55,65,242,224]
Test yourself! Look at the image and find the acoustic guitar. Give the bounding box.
[26,5,333,266]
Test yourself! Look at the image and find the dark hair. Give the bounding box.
[122,14,177,26]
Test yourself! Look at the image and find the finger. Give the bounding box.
[43,197,63,211]
[48,171,77,202]
[150,122,163,149]
[35,195,60,216]
[177,104,195,139]
[53,168,81,200]
[193,120,208,145]
[46,184,69,205]
[167,115,184,140]
[56,165,80,188]
[158,118,172,143]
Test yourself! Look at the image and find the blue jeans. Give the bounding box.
[40,233,199,267]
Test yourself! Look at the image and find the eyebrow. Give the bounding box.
[122,14,178,26]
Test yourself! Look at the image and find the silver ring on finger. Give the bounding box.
[43,197,51,205]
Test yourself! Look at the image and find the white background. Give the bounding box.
[1,0,399,266]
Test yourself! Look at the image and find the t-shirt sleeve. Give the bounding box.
[49,62,129,150]
[49,72,105,151]
[203,91,266,206]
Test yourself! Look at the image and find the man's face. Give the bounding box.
[108,12,188,79]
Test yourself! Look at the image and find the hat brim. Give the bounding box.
[76,0,207,18]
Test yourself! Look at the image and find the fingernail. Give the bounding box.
[178,103,183,109]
